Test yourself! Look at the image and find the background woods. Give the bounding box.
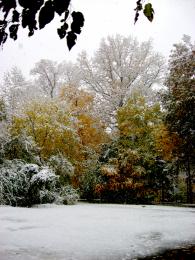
[0,35,194,206]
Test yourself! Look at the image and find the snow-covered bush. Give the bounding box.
[0,160,30,206]
[29,167,58,205]
[58,185,79,205]
[0,160,79,207]
[1,133,40,163]
[48,154,74,183]
[0,161,59,206]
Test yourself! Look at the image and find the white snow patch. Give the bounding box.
[0,204,195,260]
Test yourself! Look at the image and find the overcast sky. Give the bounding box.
[0,0,194,79]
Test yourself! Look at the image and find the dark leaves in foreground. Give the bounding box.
[0,0,84,50]
[143,3,154,22]
[134,1,154,24]
[39,1,55,29]
[0,0,154,50]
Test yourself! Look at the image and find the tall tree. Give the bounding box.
[163,35,195,203]
[78,35,165,125]
[30,59,63,98]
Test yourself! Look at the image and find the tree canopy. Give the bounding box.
[0,0,154,50]
[0,35,194,205]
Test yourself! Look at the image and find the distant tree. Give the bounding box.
[78,35,165,125]
[31,59,63,98]
[163,35,195,203]
[2,67,31,117]
[59,61,81,86]
[0,1,154,50]
[0,97,6,121]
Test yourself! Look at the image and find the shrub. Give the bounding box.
[48,154,74,184]
[58,185,79,205]
[0,160,59,206]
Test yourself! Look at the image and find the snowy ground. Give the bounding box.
[0,203,195,260]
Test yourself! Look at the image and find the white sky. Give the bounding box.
[0,0,195,79]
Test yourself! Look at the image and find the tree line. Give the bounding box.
[0,34,194,206]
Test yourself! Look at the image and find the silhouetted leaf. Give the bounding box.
[22,9,36,28]
[1,0,16,18]
[18,0,31,8]
[53,0,70,16]
[0,20,7,26]
[64,10,69,21]
[67,31,77,50]
[134,0,142,24]
[39,0,54,29]
[21,9,37,36]
[71,21,81,34]
[18,0,43,11]
[57,23,68,39]
[71,11,84,35]
[143,3,154,22]
[0,29,8,46]
[72,11,84,27]
[9,23,19,40]
[12,10,20,23]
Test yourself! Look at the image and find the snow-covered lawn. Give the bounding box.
[0,203,195,260]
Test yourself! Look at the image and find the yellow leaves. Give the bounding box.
[95,184,104,194]
[60,85,109,152]
[101,165,118,177]
[77,113,108,152]
[117,96,161,140]
[11,99,79,160]
[153,124,181,161]
[11,89,109,187]
[60,84,94,113]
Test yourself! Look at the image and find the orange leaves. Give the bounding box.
[77,113,108,152]
[101,165,118,177]
[60,85,109,153]
[153,124,181,161]
[60,84,94,113]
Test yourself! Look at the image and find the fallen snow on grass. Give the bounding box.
[0,203,195,260]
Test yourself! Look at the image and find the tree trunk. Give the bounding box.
[186,155,193,203]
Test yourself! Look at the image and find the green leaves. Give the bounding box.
[134,1,154,24]
[143,3,154,22]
